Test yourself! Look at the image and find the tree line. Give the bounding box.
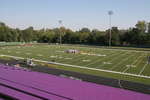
[0,21,150,47]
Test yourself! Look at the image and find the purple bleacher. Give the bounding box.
[0,85,41,100]
[0,78,69,100]
[0,64,150,100]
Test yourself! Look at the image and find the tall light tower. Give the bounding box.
[58,20,62,44]
[108,11,113,47]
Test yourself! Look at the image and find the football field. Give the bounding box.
[0,44,150,84]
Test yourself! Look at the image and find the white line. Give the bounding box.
[65,54,88,64]
[106,51,128,63]
[133,54,145,65]
[0,55,24,60]
[110,52,134,70]
[138,53,149,75]
[84,51,122,67]
[76,49,109,64]
[1,54,150,79]
[95,51,128,69]
[138,62,148,75]
[122,66,130,73]
[90,48,149,53]
[122,54,144,73]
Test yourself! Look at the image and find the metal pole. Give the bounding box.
[109,14,112,47]
[108,11,113,47]
[58,20,62,44]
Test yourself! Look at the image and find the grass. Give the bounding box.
[0,44,150,85]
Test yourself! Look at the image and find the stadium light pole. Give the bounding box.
[108,11,113,47]
[58,20,62,44]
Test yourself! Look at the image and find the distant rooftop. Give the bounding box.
[0,64,150,100]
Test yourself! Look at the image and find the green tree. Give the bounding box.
[0,22,12,41]
[148,22,150,34]
[22,27,34,42]
[79,28,91,33]
[88,29,105,45]
[135,21,147,33]
[105,27,120,45]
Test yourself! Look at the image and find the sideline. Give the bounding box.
[1,54,150,79]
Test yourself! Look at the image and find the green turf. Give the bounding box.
[0,44,150,84]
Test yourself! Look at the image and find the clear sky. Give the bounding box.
[0,0,150,31]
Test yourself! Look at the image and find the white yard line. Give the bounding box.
[58,51,84,62]
[94,51,128,69]
[138,53,149,75]
[95,48,149,53]
[69,54,88,62]
[0,55,24,60]
[132,54,145,65]
[110,51,134,70]
[84,51,122,67]
[122,66,130,73]
[122,54,145,73]
[1,54,150,79]
[138,62,148,75]
[77,51,111,65]
[123,62,138,73]
[108,51,129,64]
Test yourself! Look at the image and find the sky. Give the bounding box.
[0,0,150,31]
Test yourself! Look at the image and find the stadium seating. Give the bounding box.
[0,64,150,100]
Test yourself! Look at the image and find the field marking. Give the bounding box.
[103,62,112,65]
[84,47,149,53]
[61,44,150,53]
[122,54,144,73]
[82,59,91,62]
[133,54,147,68]
[84,51,122,67]
[57,52,83,63]
[94,51,129,69]
[106,51,129,65]
[66,54,89,63]
[138,62,148,75]
[57,47,114,64]
[110,52,135,70]
[1,54,150,79]
[76,50,113,65]
[138,53,149,75]
[62,49,111,65]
